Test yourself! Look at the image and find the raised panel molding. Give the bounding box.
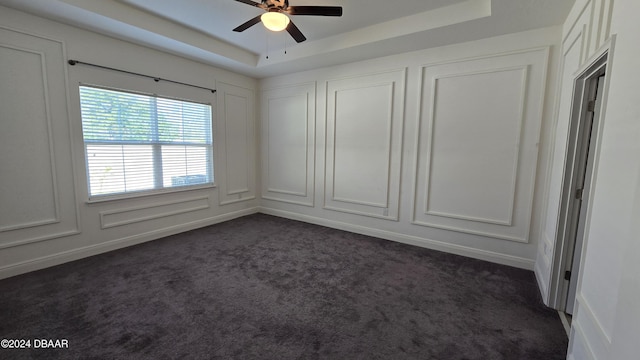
[261,82,316,207]
[413,48,549,243]
[331,83,393,208]
[578,0,613,56]
[562,0,594,65]
[99,196,210,229]
[0,27,80,249]
[576,0,613,61]
[0,45,59,231]
[589,0,602,53]
[224,93,250,194]
[215,82,256,205]
[423,66,527,226]
[324,69,406,220]
[597,0,613,49]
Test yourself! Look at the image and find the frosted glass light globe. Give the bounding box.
[261,12,290,32]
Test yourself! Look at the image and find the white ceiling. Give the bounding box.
[0,0,575,78]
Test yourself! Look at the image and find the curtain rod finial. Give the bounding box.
[68,59,78,65]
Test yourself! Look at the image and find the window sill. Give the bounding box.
[86,183,217,204]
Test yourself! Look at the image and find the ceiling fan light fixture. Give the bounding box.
[261,12,290,32]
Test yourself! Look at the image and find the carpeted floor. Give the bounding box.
[0,214,568,359]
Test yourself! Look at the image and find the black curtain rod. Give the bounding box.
[67,59,216,94]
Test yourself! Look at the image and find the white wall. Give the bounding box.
[259,26,562,270]
[0,6,259,279]
[562,0,640,358]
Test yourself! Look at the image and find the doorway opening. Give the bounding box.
[551,51,609,320]
[563,71,606,315]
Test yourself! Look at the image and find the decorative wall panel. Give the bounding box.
[216,82,256,205]
[425,67,527,226]
[325,69,405,220]
[0,46,58,230]
[261,83,315,206]
[0,27,79,249]
[413,48,549,242]
[100,196,210,229]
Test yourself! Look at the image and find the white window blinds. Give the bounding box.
[79,85,213,198]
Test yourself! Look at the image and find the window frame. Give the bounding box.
[78,83,216,203]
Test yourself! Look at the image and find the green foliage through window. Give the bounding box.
[79,86,213,197]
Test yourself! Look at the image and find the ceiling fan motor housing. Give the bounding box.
[264,0,289,11]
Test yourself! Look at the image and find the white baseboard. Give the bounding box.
[1,206,535,280]
[259,207,535,270]
[0,207,259,280]
[534,253,551,304]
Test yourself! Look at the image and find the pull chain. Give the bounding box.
[265,32,290,59]
[265,31,270,59]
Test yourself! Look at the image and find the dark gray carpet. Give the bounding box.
[0,214,567,359]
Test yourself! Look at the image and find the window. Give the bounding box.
[79,85,213,199]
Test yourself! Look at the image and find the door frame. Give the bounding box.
[564,66,606,315]
[547,37,615,311]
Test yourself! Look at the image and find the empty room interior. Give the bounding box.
[1,0,639,359]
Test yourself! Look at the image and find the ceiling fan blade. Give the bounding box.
[233,15,263,32]
[233,0,266,9]
[286,6,342,16]
[286,20,307,43]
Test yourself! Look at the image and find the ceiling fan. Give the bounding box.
[232,0,343,43]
